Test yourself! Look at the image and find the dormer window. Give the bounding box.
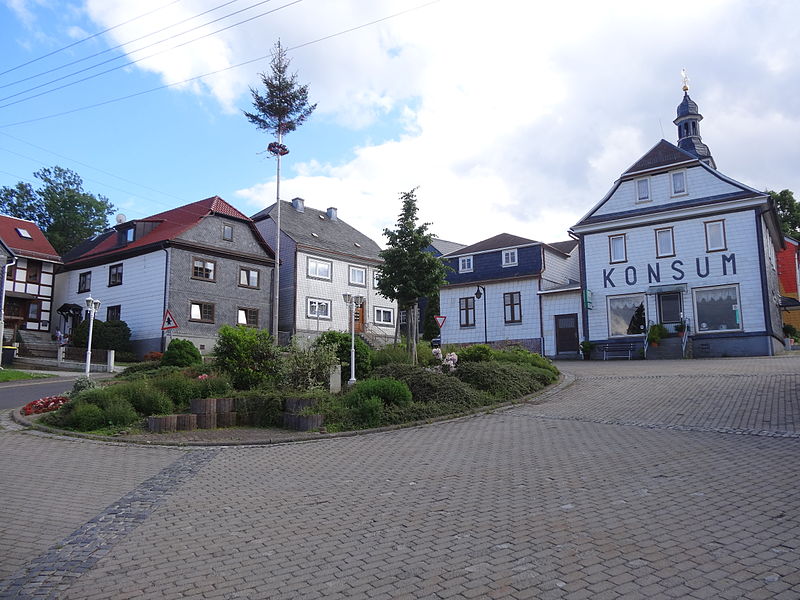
[15,228,32,239]
[636,178,650,203]
[671,171,687,196]
[502,248,518,267]
[459,256,473,273]
[125,228,134,242]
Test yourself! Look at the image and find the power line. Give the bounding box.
[0,0,441,128]
[0,0,184,78]
[0,0,247,91]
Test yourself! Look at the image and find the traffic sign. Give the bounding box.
[161,310,179,330]
[434,315,446,329]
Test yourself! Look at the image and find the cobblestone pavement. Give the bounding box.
[1,356,798,599]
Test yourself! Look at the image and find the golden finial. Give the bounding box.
[681,68,690,92]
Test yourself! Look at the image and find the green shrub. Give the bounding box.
[282,340,339,391]
[372,364,492,406]
[71,386,117,407]
[116,361,163,377]
[371,344,411,368]
[783,324,798,338]
[348,377,412,407]
[350,395,383,428]
[162,338,202,367]
[491,347,559,376]
[70,376,97,397]
[316,331,371,383]
[458,344,494,363]
[416,340,439,367]
[150,372,204,412]
[70,319,133,352]
[102,398,140,427]
[199,374,232,398]
[452,362,546,400]
[213,325,281,389]
[233,390,284,427]
[70,402,105,431]
[110,381,173,415]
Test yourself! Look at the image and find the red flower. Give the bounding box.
[22,395,69,416]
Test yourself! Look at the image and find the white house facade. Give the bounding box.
[571,88,784,357]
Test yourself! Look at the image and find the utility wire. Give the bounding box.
[0,0,441,128]
[0,0,301,108]
[0,0,184,78]
[0,0,248,91]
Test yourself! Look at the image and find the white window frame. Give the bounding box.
[399,310,407,325]
[655,227,675,258]
[459,256,473,273]
[636,178,650,203]
[192,257,216,281]
[307,257,332,280]
[670,170,687,196]
[349,265,366,287]
[372,270,380,289]
[306,298,332,320]
[704,220,727,252]
[237,307,258,327]
[502,248,518,267]
[239,267,260,288]
[222,224,233,241]
[693,284,741,333]
[609,234,627,263]
[374,307,394,326]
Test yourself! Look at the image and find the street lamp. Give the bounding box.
[474,285,487,344]
[84,296,101,377]
[342,292,365,386]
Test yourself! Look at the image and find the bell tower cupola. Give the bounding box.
[673,69,716,169]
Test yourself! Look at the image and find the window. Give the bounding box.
[78,271,91,293]
[671,171,687,196]
[608,294,646,337]
[192,258,216,281]
[658,293,681,324]
[106,305,121,321]
[655,228,675,258]
[27,301,40,320]
[705,220,726,252]
[222,225,233,241]
[349,265,366,286]
[239,267,259,288]
[373,271,380,289]
[26,260,41,283]
[694,285,741,332]
[459,256,473,273]
[307,257,332,280]
[502,249,518,267]
[5,265,13,280]
[636,178,650,202]
[15,227,32,239]
[399,310,407,325]
[108,263,123,286]
[459,297,475,327]
[609,234,627,263]
[503,292,522,323]
[237,307,258,327]
[307,298,331,320]
[189,302,215,323]
[125,228,134,243]
[375,307,394,326]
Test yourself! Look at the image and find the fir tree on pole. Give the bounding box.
[243,40,316,341]
[377,189,448,364]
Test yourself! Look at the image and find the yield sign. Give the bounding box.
[434,315,446,329]
[161,309,179,330]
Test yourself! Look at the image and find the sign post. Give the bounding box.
[434,315,446,329]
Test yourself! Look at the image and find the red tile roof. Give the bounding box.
[66,196,259,263]
[0,215,60,262]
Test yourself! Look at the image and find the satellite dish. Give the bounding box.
[116,214,127,224]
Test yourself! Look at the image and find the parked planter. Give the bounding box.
[148,415,177,433]
[215,398,235,413]
[217,412,237,428]
[190,398,216,414]
[196,413,217,429]
[176,413,197,431]
[283,413,324,431]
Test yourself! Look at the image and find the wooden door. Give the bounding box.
[555,313,579,353]
[354,303,365,333]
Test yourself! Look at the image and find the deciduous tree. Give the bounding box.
[769,189,800,239]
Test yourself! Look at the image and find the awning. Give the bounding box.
[779,296,800,310]
[57,303,84,316]
[647,284,688,294]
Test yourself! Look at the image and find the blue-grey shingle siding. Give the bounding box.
[444,245,542,286]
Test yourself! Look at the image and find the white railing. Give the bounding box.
[643,320,655,358]
[680,317,691,358]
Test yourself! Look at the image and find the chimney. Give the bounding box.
[291,197,305,212]
[326,207,338,221]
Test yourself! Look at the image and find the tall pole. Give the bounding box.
[272,129,282,342]
[84,299,99,378]
[0,260,9,368]
[349,298,356,385]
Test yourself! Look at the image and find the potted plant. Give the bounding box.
[675,322,687,337]
[580,340,596,360]
[647,323,668,346]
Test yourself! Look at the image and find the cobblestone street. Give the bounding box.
[1,356,798,599]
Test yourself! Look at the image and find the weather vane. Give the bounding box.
[681,68,690,92]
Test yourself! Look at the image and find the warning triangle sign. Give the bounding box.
[162,309,179,330]
[434,315,446,329]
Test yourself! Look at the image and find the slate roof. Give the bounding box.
[63,196,269,264]
[676,92,700,118]
[443,233,539,257]
[251,201,383,261]
[622,140,698,176]
[547,239,578,255]
[429,238,466,256]
[0,215,60,262]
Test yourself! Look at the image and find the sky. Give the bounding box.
[1,0,800,250]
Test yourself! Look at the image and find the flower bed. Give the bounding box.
[22,395,69,416]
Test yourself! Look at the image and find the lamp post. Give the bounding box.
[474,285,487,344]
[342,292,365,386]
[84,296,101,377]
[267,139,290,343]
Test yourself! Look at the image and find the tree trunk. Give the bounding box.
[410,300,419,365]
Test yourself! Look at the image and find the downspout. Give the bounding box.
[161,245,170,352]
[537,245,545,355]
[0,256,17,367]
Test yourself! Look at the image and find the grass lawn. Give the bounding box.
[0,369,53,383]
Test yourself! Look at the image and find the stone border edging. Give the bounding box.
[11,372,574,448]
